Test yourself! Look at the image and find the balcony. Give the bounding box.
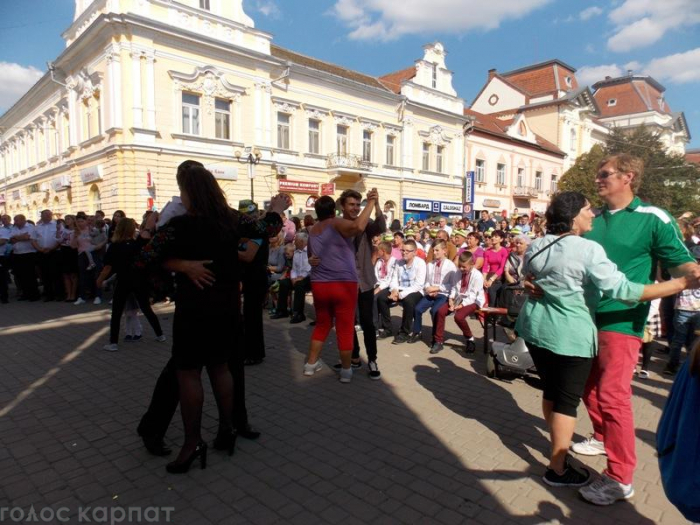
[513,186,539,198]
[326,153,371,181]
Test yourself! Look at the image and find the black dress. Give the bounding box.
[140,212,282,369]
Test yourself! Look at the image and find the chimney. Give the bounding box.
[488,69,497,81]
[604,76,611,80]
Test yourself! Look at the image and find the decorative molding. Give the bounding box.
[170,65,247,116]
[303,104,330,120]
[271,97,300,114]
[255,81,272,94]
[360,118,381,132]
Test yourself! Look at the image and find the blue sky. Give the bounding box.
[1,0,698,148]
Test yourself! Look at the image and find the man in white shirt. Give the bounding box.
[410,240,457,346]
[272,232,311,323]
[9,214,40,301]
[376,240,427,344]
[374,241,397,294]
[438,217,452,235]
[32,209,62,301]
[0,215,11,303]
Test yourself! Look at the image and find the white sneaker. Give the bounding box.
[579,474,634,505]
[571,435,607,456]
[638,369,650,379]
[339,367,353,383]
[93,297,102,305]
[303,361,323,376]
[103,344,118,352]
[74,298,86,305]
[155,335,166,342]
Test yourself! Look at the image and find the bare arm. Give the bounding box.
[668,262,700,280]
[639,276,696,302]
[333,188,378,238]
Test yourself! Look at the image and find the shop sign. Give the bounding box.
[440,202,463,214]
[279,180,319,194]
[80,165,103,183]
[51,175,72,192]
[206,165,238,181]
[320,183,335,196]
[483,199,501,208]
[305,195,318,209]
[403,199,432,212]
[465,171,475,204]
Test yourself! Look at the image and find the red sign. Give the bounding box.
[146,170,154,188]
[320,183,335,196]
[305,196,318,209]
[278,180,319,194]
[147,197,154,210]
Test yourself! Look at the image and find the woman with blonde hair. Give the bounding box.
[97,218,164,352]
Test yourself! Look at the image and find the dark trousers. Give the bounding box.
[277,276,311,316]
[352,288,378,362]
[13,253,39,300]
[0,256,9,302]
[77,252,100,300]
[376,289,423,335]
[242,272,267,360]
[38,251,62,299]
[110,279,163,344]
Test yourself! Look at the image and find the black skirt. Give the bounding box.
[59,246,79,274]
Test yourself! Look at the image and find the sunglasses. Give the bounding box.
[596,170,619,179]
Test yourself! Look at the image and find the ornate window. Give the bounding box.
[535,171,543,191]
[182,93,200,135]
[475,159,485,182]
[517,167,524,187]
[422,143,430,171]
[308,119,320,154]
[277,113,290,150]
[550,174,558,193]
[436,146,444,173]
[386,135,395,165]
[336,125,348,155]
[496,163,506,186]
[214,98,231,140]
[362,130,372,162]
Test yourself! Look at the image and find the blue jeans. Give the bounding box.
[412,294,448,334]
[668,309,700,366]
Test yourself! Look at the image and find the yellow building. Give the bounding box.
[0,0,469,222]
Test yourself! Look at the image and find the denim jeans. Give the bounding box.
[412,294,448,334]
[668,309,700,366]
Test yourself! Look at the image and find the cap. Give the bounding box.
[453,229,467,238]
[383,233,394,241]
[238,199,258,215]
[429,229,438,238]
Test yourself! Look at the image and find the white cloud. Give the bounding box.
[577,48,700,86]
[606,0,700,52]
[0,62,43,113]
[330,0,553,41]
[254,0,280,18]
[579,6,603,20]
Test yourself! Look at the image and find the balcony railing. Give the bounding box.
[513,186,539,198]
[326,153,371,171]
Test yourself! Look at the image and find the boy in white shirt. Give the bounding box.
[374,241,397,294]
[409,240,457,345]
[432,251,485,354]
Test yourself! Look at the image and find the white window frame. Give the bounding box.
[277,112,291,150]
[551,174,558,193]
[422,143,431,171]
[336,125,348,155]
[535,171,542,191]
[362,130,372,162]
[182,92,200,135]
[475,159,485,182]
[386,135,395,165]
[436,145,444,173]
[517,167,524,187]
[215,98,231,140]
[199,0,210,10]
[431,64,438,89]
[570,128,576,151]
[496,163,506,186]
[308,119,320,154]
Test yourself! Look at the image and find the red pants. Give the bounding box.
[582,330,642,485]
[311,281,358,351]
[434,303,478,343]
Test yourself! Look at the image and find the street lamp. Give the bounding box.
[234,147,262,202]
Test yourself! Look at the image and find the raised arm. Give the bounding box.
[333,188,378,238]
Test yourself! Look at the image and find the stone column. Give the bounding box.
[144,51,156,129]
[130,50,143,128]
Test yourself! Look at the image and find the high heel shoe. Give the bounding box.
[165,442,207,474]
[213,429,238,456]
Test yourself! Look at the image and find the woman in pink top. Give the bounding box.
[71,213,102,305]
[482,230,508,306]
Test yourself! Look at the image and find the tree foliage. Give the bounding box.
[560,127,700,216]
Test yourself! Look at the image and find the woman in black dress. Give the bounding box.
[139,166,289,473]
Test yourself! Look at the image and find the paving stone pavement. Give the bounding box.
[0,294,686,525]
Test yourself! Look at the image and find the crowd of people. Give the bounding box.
[1,154,699,517]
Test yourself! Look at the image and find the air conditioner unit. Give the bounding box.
[275,164,288,177]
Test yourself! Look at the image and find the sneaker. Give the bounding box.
[354,324,362,332]
[543,466,591,487]
[303,361,323,376]
[392,333,408,345]
[132,335,142,342]
[333,361,362,370]
[339,367,353,383]
[103,344,118,352]
[93,297,102,305]
[125,335,133,342]
[579,475,634,505]
[407,332,422,344]
[155,335,167,342]
[377,329,393,340]
[430,342,444,354]
[74,298,86,305]
[465,339,476,354]
[86,264,96,271]
[571,435,606,456]
[368,361,381,380]
[638,369,650,379]
[663,363,679,375]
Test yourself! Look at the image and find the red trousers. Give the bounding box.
[311,281,357,351]
[434,303,478,343]
[582,330,642,485]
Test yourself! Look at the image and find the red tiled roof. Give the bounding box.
[686,150,700,165]
[464,109,565,157]
[378,66,417,94]
[501,60,578,97]
[593,78,671,118]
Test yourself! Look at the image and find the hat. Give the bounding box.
[429,229,438,238]
[383,233,394,241]
[510,227,521,235]
[453,229,467,238]
[405,229,416,237]
[238,199,258,215]
[486,227,494,234]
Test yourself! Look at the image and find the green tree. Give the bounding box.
[560,127,700,216]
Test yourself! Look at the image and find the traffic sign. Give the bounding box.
[463,203,472,214]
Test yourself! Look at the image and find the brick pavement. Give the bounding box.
[0,294,686,524]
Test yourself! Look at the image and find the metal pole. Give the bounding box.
[248,160,254,201]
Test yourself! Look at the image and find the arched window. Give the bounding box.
[570,128,577,151]
[89,184,101,214]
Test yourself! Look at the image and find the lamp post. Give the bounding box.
[234,147,262,202]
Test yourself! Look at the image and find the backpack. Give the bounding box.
[656,356,700,522]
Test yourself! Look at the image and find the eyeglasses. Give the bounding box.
[596,170,619,179]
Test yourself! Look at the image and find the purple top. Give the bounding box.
[308,221,358,282]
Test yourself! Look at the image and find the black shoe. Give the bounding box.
[368,360,381,380]
[270,311,289,319]
[430,342,444,354]
[213,430,238,456]
[236,424,261,440]
[377,329,393,340]
[392,333,408,345]
[333,361,362,370]
[140,435,172,456]
[290,315,306,324]
[243,358,264,366]
[663,363,679,375]
[407,332,422,344]
[465,340,476,354]
[166,442,208,473]
[542,465,590,487]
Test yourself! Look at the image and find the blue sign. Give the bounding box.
[465,171,475,204]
